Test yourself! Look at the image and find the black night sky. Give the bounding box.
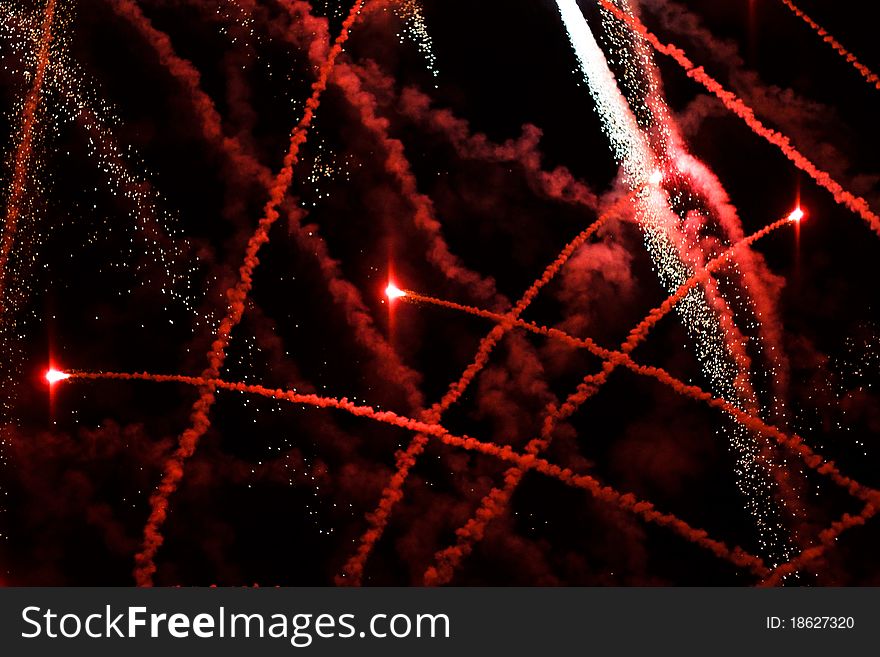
[0,0,878,586]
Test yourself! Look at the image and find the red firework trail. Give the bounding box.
[397,75,789,563]
[133,0,370,587]
[674,154,790,422]
[402,293,880,505]
[761,502,877,586]
[338,193,631,585]
[623,215,792,352]
[596,0,880,238]
[62,370,768,578]
[149,0,425,412]
[420,213,792,584]
[332,62,498,303]
[419,213,876,584]
[778,0,880,91]
[278,3,498,303]
[111,0,265,185]
[0,0,57,316]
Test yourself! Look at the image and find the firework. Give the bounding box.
[4,0,877,588]
[43,368,69,385]
[399,293,880,507]
[60,368,769,578]
[595,0,880,237]
[133,0,372,587]
[778,0,880,91]
[556,0,795,566]
[340,194,627,585]
[0,0,57,315]
[385,282,406,300]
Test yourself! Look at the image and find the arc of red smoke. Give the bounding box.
[778,0,880,92]
[419,213,880,584]
[337,192,633,585]
[594,0,880,238]
[65,370,769,578]
[0,0,57,316]
[132,0,370,587]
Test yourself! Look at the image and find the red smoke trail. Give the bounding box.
[673,154,790,422]
[331,62,499,303]
[145,0,424,412]
[760,502,877,586]
[278,1,515,585]
[275,3,498,303]
[337,193,630,585]
[402,293,880,506]
[623,216,792,352]
[433,192,632,412]
[65,370,768,578]
[0,0,57,315]
[401,55,787,500]
[132,0,370,587]
[778,0,880,91]
[110,0,265,185]
[394,85,598,212]
[595,0,880,238]
[420,213,793,584]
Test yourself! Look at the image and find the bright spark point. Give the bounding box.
[44,369,70,385]
[788,206,805,222]
[648,170,663,185]
[385,283,406,300]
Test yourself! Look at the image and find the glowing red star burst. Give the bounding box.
[44,368,70,385]
[385,283,406,300]
[788,206,805,222]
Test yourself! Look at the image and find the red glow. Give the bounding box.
[385,283,406,300]
[788,206,805,222]
[44,368,70,385]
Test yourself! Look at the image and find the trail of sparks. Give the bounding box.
[0,0,57,316]
[555,0,793,566]
[597,2,804,544]
[778,0,880,92]
[594,0,880,238]
[133,0,370,587]
[597,2,792,427]
[62,369,769,578]
[337,191,631,586]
